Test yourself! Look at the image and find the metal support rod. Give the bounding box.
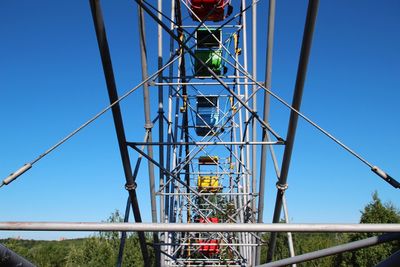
[376,250,400,267]
[117,135,146,267]
[174,0,191,233]
[89,0,150,265]
[1,222,400,232]
[251,0,258,231]
[157,0,165,225]
[165,1,175,260]
[266,131,298,264]
[0,243,35,267]
[137,2,160,265]
[259,233,400,267]
[215,46,399,188]
[152,81,259,86]
[156,0,166,265]
[282,196,296,266]
[0,27,182,190]
[116,196,131,267]
[238,1,250,259]
[256,0,276,265]
[251,0,259,261]
[267,0,319,262]
[127,141,283,146]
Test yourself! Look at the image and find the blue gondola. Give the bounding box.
[196,96,220,136]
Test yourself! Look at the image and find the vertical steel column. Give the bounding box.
[240,0,251,261]
[251,1,258,265]
[157,0,165,225]
[165,0,176,261]
[137,1,160,266]
[251,0,258,210]
[266,0,319,262]
[174,0,191,226]
[256,0,275,265]
[157,0,166,265]
[88,0,150,265]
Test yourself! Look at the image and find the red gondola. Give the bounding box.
[199,239,220,254]
[188,0,232,22]
[198,217,220,255]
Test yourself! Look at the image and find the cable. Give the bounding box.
[1,52,182,189]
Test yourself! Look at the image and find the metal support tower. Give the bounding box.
[2,1,399,267]
[129,0,285,265]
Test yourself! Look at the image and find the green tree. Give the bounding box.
[335,191,400,267]
[65,210,154,267]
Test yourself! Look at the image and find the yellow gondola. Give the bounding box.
[198,176,219,192]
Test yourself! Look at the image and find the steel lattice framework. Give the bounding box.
[1,1,399,267]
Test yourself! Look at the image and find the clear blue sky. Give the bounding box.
[0,1,399,240]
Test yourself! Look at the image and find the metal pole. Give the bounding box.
[137,1,160,265]
[165,0,176,260]
[156,0,166,265]
[240,0,251,260]
[282,196,296,266]
[251,0,258,220]
[0,243,35,267]
[1,222,400,232]
[256,0,275,265]
[259,233,400,267]
[88,1,150,265]
[117,135,147,267]
[266,131,297,264]
[127,141,282,146]
[376,250,400,267]
[267,0,319,262]
[116,196,131,267]
[173,2,192,261]
[157,0,165,226]
[251,1,258,264]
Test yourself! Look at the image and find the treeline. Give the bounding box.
[2,192,399,266]
[260,192,400,266]
[2,211,153,267]
[2,234,149,267]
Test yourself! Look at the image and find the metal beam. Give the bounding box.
[256,0,276,265]
[267,0,319,262]
[127,141,283,146]
[88,0,150,265]
[376,250,400,267]
[259,233,400,267]
[116,196,131,267]
[156,0,166,265]
[117,136,146,267]
[1,222,400,232]
[257,0,276,263]
[0,243,35,267]
[137,1,160,265]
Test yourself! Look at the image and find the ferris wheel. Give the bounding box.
[134,0,280,265]
[1,1,399,267]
